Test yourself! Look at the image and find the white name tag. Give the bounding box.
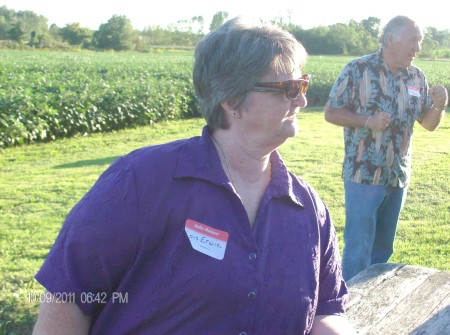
[185,219,229,260]
[407,85,420,97]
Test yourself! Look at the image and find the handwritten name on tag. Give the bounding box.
[407,85,420,97]
[185,219,229,260]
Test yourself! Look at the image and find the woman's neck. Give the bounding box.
[211,129,272,228]
[212,129,272,182]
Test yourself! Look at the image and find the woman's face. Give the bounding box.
[237,69,307,149]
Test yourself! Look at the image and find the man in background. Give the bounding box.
[325,15,448,281]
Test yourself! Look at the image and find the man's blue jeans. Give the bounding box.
[342,180,408,281]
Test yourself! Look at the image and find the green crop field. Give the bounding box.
[0,50,199,148]
[0,51,449,334]
[1,50,449,148]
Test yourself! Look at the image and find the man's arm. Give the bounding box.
[420,105,445,131]
[419,85,448,131]
[32,291,91,335]
[324,105,391,131]
[310,315,356,335]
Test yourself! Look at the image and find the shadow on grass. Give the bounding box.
[53,156,120,169]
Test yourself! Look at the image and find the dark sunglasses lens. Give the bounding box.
[285,81,302,99]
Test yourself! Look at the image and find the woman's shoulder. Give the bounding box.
[289,172,328,212]
[112,137,196,172]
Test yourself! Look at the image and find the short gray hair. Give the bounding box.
[193,16,307,131]
[378,15,422,46]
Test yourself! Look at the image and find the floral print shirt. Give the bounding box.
[327,50,432,188]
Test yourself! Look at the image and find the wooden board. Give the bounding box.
[346,263,450,335]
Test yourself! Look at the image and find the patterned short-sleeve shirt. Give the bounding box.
[327,50,432,187]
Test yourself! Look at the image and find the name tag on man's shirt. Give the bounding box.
[185,219,229,260]
[407,85,420,97]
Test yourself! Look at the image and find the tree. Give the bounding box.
[61,22,92,45]
[209,11,228,31]
[93,15,136,51]
[47,23,62,41]
[420,36,439,58]
[361,17,381,38]
[190,16,204,35]
[326,23,352,55]
[1,7,47,44]
[426,27,450,48]
[271,10,296,30]
[0,15,10,40]
[0,5,15,39]
[10,9,48,45]
[295,25,330,55]
[141,25,169,45]
[15,10,48,36]
[29,30,37,46]
[8,22,26,42]
[346,19,378,55]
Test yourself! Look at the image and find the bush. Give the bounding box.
[0,51,202,148]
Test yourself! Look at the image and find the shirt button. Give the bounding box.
[239,332,247,335]
[248,253,257,260]
[247,291,256,300]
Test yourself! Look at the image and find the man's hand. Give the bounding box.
[367,110,391,131]
[429,85,448,110]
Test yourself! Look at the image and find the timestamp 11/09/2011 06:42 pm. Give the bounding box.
[26,291,129,304]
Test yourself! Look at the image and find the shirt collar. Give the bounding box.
[175,126,304,207]
[174,126,226,186]
[267,150,304,207]
[377,49,410,78]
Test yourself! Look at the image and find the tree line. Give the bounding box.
[1,6,449,57]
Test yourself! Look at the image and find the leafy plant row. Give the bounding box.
[0,51,201,148]
[1,51,449,148]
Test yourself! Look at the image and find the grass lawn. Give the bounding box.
[1,108,449,333]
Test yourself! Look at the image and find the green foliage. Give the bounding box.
[7,23,26,43]
[0,6,47,44]
[209,11,229,31]
[93,15,137,51]
[426,27,450,48]
[361,17,381,38]
[0,50,201,148]
[0,5,450,58]
[293,22,379,56]
[436,48,450,58]
[139,25,202,49]
[420,37,440,58]
[1,52,449,148]
[60,23,93,46]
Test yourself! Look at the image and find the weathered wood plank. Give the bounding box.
[409,293,450,335]
[347,263,405,289]
[347,263,404,309]
[368,269,450,334]
[346,265,436,334]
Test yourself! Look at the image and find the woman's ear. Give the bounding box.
[221,98,240,117]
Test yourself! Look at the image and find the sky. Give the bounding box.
[2,0,449,32]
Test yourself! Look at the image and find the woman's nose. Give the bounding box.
[292,93,307,108]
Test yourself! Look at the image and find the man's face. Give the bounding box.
[388,22,423,70]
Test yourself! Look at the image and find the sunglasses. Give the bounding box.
[251,74,311,100]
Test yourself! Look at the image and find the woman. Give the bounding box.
[33,17,355,335]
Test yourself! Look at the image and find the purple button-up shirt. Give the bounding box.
[36,126,348,335]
